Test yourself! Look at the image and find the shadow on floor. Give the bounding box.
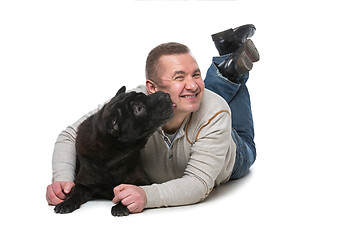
[205,169,254,203]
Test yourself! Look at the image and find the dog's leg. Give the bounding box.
[54,184,92,214]
[111,202,130,217]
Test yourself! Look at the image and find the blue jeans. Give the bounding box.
[204,54,256,180]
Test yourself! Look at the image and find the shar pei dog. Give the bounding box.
[54,86,173,216]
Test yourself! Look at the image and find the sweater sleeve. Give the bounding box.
[141,111,232,208]
[51,105,104,182]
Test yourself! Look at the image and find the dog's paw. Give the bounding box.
[111,203,130,217]
[54,201,79,214]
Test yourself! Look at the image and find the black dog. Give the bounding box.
[54,86,173,216]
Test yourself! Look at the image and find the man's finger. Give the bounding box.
[126,202,139,213]
[53,183,67,200]
[63,182,74,194]
[46,186,62,205]
[113,184,126,195]
[112,187,131,204]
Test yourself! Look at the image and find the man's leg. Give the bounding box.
[204,55,256,179]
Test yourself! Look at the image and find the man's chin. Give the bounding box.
[175,93,203,114]
[176,103,201,114]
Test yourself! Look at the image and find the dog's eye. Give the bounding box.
[134,105,146,116]
[111,118,119,131]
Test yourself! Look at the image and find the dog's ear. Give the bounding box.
[115,86,126,96]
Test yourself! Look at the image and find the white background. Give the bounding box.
[1,0,359,239]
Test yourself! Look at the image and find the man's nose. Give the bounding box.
[184,77,198,90]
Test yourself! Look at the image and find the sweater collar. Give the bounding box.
[157,113,192,139]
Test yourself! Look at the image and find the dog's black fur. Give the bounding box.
[54,86,173,216]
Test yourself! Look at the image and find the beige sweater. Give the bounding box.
[52,86,236,208]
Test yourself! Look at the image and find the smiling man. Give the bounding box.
[46,24,259,214]
[146,52,205,134]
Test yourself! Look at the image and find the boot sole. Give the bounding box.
[236,39,260,73]
[237,51,253,73]
[244,39,260,62]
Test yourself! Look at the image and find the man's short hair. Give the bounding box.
[145,42,190,82]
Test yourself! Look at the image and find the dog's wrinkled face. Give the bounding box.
[103,86,173,142]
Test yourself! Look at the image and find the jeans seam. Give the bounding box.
[230,131,243,179]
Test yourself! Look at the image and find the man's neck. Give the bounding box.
[162,112,189,134]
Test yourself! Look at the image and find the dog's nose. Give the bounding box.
[152,91,170,101]
[149,91,173,107]
[163,92,171,101]
[161,93,172,105]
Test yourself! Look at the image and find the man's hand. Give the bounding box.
[46,181,75,205]
[112,184,147,214]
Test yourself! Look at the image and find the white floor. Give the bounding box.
[1,1,359,239]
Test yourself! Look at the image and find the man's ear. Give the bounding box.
[146,80,158,94]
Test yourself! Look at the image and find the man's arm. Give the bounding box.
[51,107,101,181]
[46,104,104,205]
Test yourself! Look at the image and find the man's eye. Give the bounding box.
[193,73,201,78]
[175,76,185,81]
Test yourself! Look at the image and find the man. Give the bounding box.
[46,24,259,214]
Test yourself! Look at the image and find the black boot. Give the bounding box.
[217,39,259,83]
[212,24,256,56]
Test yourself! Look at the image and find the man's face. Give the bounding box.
[154,53,205,117]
